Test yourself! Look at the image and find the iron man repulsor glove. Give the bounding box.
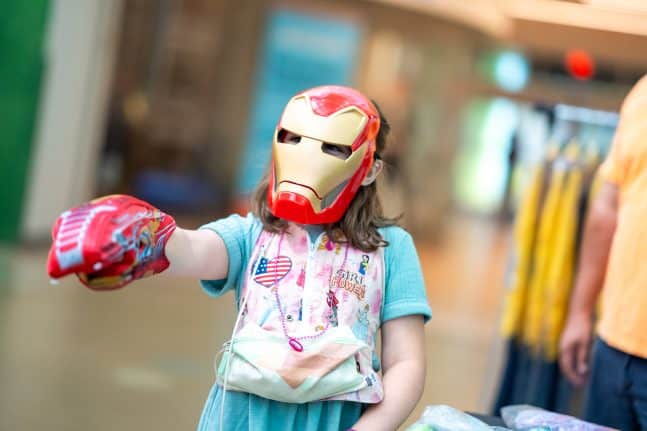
[47,195,176,290]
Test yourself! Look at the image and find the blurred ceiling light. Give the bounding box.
[564,49,595,80]
[494,51,531,92]
[479,49,531,92]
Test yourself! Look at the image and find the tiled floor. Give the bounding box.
[0,214,510,430]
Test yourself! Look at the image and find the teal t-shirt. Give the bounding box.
[197,213,432,431]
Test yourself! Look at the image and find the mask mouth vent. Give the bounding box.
[321,179,349,209]
[278,181,323,200]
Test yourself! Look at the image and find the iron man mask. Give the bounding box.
[267,86,380,224]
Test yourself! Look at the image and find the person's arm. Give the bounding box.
[164,227,229,280]
[559,182,618,385]
[350,315,426,431]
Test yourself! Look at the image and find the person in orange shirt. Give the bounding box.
[560,75,647,430]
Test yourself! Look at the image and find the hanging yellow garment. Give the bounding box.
[501,163,544,338]
[523,156,567,351]
[542,148,582,360]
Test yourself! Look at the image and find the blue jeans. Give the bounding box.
[585,338,647,430]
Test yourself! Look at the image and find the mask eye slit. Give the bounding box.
[277,129,302,144]
[321,142,352,160]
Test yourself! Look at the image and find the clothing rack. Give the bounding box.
[492,103,617,416]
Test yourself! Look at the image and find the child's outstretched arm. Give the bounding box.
[164,227,228,280]
[351,315,426,431]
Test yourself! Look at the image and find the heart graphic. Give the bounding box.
[253,256,293,287]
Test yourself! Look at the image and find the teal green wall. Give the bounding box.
[0,1,50,242]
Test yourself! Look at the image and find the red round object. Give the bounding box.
[565,50,595,80]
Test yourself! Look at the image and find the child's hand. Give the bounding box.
[47,195,176,290]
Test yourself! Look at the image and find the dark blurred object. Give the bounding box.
[99,0,232,214]
[133,170,221,212]
[532,54,643,86]
[499,133,519,221]
[493,339,577,417]
[469,413,506,427]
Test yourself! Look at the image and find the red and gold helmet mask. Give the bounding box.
[268,86,380,224]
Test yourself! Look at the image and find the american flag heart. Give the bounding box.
[253,256,292,287]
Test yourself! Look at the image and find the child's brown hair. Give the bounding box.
[252,102,398,252]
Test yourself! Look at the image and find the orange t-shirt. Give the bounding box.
[597,75,647,359]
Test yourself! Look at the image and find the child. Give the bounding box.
[47,86,432,431]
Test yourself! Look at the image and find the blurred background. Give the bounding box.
[1,0,646,429]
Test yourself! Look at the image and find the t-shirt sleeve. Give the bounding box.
[599,75,647,186]
[382,227,432,324]
[198,213,259,298]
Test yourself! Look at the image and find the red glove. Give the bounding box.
[47,195,177,290]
